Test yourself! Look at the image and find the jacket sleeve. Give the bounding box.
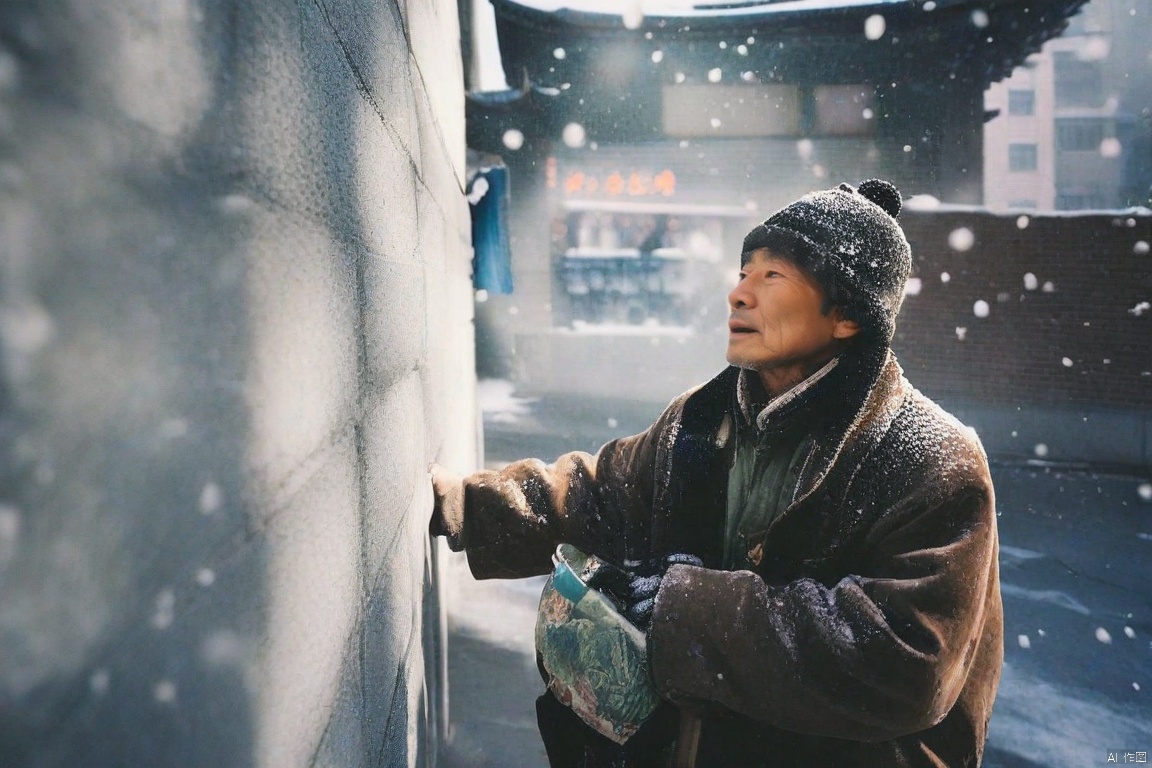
[443,409,672,580]
[647,445,999,741]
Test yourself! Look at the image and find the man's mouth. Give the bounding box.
[729,320,756,334]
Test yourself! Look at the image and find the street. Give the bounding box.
[442,384,1152,767]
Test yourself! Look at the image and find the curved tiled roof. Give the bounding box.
[490,0,1087,88]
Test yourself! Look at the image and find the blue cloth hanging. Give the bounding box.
[468,165,514,294]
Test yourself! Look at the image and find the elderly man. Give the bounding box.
[431,180,1003,768]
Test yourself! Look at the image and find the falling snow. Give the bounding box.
[152,588,176,630]
[502,129,524,151]
[199,482,223,514]
[89,669,111,697]
[948,227,975,251]
[562,122,587,148]
[154,679,177,703]
[1099,138,1122,158]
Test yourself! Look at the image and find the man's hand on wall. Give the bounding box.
[428,464,465,551]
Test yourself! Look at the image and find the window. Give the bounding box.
[1007,90,1035,116]
[663,84,800,137]
[1054,52,1104,108]
[1056,192,1105,210]
[812,85,876,136]
[1056,119,1106,152]
[1008,143,1038,171]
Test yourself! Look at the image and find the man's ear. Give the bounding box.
[830,308,862,340]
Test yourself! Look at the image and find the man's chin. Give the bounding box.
[725,350,760,370]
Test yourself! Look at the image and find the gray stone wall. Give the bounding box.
[0,1,475,766]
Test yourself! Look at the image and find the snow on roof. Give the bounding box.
[904,195,1152,218]
[505,0,958,20]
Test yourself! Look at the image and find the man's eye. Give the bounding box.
[764,270,780,278]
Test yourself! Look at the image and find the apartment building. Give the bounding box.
[985,0,1152,211]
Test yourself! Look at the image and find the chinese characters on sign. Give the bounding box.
[546,160,677,198]
[1107,751,1149,763]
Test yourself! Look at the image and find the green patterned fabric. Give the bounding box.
[535,544,659,744]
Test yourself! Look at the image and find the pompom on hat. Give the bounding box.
[741,179,912,344]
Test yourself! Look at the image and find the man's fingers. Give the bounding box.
[629,574,662,601]
[627,598,655,630]
[428,465,466,550]
[586,562,633,597]
[664,553,703,568]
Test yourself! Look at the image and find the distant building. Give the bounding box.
[473,0,1088,204]
[984,0,1152,211]
[464,0,1089,398]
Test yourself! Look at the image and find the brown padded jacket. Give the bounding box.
[440,351,1003,767]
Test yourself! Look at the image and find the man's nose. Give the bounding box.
[728,279,755,310]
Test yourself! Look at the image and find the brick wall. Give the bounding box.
[896,208,1152,410]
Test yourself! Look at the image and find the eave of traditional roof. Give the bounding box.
[491,0,1087,88]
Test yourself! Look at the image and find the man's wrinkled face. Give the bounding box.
[726,248,859,382]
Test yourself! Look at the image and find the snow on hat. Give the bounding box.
[741,179,912,343]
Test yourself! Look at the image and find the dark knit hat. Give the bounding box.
[741,179,912,343]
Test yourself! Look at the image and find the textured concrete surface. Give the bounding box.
[0,2,473,766]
